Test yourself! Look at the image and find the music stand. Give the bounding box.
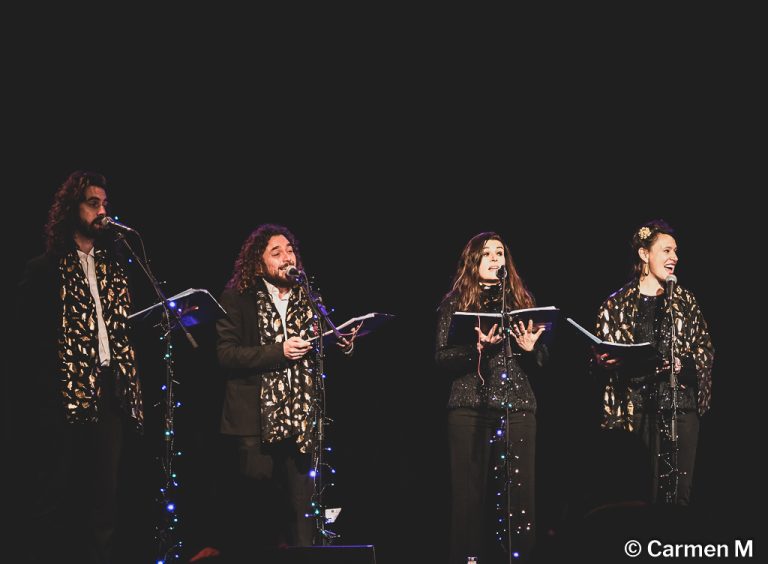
[129,288,226,328]
[309,312,395,346]
[129,287,225,560]
[298,281,394,544]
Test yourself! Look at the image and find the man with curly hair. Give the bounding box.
[17,170,143,563]
[215,223,352,559]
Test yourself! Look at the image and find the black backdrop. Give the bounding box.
[7,158,763,562]
[4,38,765,561]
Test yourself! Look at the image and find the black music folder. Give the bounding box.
[450,306,559,345]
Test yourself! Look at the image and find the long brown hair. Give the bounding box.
[44,170,107,256]
[442,232,534,311]
[226,224,304,293]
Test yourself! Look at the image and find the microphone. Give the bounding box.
[286,266,305,281]
[98,216,137,233]
[496,265,507,280]
[665,274,677,298]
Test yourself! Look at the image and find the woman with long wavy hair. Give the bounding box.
[436,232,548,563]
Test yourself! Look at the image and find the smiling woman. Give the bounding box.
[591,219,714,507]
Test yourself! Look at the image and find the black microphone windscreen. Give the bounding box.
[665,274,677,297]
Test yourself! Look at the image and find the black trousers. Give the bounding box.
[448,408,536,564]
[632,409,699,505]
[26,365,126,564]
[220,435,315,562]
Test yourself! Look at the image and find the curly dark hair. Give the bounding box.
[630,219,675,279]
[44,170,108,255]
[226,224,304,293]
[442,231,535,311]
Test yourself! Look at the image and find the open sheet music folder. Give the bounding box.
[307,312,395,345]
[449,306,559,345]
[129,288,226,328]
[566,317,656,363]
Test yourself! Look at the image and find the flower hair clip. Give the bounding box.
[638,226,652,240]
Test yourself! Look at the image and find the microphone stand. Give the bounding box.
[666,288,679,504]
[113,230,197,561]
[296,272,344,545]
[498,272,516,564]
[114,232,198,349]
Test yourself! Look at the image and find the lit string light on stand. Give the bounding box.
[110,221,197,563]
[490,399,529,562]
[493,266,530,562]
[296,272,344,544]
[155,309,183,562]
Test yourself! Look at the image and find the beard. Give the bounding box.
[76,216,108,242]
[262,268,300,289]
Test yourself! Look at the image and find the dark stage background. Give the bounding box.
[6,157,763,562]
[3,37,765,558]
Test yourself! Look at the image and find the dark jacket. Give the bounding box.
[435,288,548,413]
[216,285,293,437]
[18,248,143,425]
[595,280,714,424]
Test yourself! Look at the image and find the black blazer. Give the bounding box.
[216,285,291,437]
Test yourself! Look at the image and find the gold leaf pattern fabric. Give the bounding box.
[58,250,143,427]
[254,284,320,453]
[595,281,714,430]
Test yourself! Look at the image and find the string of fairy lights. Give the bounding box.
[490,371,528,561]
[304,288,341,543]
[117,224,184,562]
[307,370,340,541]
[155,311,182,563]
[150,280,342,561]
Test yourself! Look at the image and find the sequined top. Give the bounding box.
[435,285,547,413]
[595,281,714,428]
[630,294,696,412]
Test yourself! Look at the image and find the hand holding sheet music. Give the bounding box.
[566,317,656,366]
[450,306,559,347]
[508,318,547,352]
[506,306,559,331]
[475,322,503,353]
